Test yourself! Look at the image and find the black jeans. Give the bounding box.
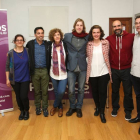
[111,68,134,113]
[130,74,140,118]
[11,81,30,111]
[89,74,110,109]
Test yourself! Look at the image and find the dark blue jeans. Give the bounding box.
[68,70,86,109]
[131,74,140,118]
[51,77,67,109]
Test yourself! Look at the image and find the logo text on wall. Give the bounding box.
[0,25,7,35]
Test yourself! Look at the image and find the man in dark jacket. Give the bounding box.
[106,20,134,120]
[26,27,50,117]
[63,18,88,118]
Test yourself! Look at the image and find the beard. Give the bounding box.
[114,29,123,36]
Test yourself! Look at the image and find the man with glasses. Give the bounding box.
[106,20,134,120]
[26,27,50,117]
[129,16,140,123]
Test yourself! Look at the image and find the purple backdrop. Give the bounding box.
[28,80,93,100]
[0,10,13,112]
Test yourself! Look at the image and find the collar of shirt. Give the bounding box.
[34,39,45,45]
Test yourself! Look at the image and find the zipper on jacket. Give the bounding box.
[119,47,120,70]
[118,37,121,70]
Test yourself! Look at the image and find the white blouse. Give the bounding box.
[90,43,108,77]
[50,43,67,80]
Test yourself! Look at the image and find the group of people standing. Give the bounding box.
[5,16,140,129]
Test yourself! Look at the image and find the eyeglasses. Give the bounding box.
[16,40,24,42]
[135,22,140,25]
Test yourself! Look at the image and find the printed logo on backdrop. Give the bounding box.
[0,10,13,113]
[28,81,92,100]
[0,25,7,35]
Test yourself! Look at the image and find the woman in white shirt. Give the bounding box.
[48,28,68,117]
[86,25,112,123]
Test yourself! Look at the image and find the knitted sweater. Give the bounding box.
[5,48,29,85]
[86,40,112,83]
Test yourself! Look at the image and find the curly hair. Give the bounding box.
[72,18,86,33]
[88,25,105,41]
[49,28,64,42]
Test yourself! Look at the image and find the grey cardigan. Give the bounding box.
[5,48,29,85]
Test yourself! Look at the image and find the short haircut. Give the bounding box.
[88,25,105,41]
[34,27,44,34]
[49,28,64,42]
[112,20,122,27]
[72,18,86,33]
[135,16,140,21]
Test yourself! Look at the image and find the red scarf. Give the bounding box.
[53,42,66,76]
[72,31,88,38]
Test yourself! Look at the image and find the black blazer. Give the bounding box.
[48,41,68,72]
[26,39,50,75]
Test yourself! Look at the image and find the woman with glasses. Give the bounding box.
[6,34,30,120]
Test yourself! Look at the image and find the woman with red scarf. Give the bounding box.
[48,28,68,117]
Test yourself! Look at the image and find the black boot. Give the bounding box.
[100,108,106,123]
[19,111,25,120]
[139,127,140,135]
[76,109,83,118]
[24,111,29,120]
[94,107,100,116]
[66,108,76,116]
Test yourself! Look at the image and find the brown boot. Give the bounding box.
[58,108,63,117]
[50,107,56,116]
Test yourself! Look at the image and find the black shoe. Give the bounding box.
[43,108,49,117]
[76,109,82,118]
[139,127,140,135]
[19,111,25,120]
[129,117,140,123]
[66,108,76,116]
[94,108,100,116]
[36,108,41,115]
[111,108,118,117]
[24,111,29,120]
[100,108,106,123]
[125,111,131,121]
[100,113,106,123]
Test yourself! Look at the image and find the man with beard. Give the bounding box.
[106,20,134,120]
